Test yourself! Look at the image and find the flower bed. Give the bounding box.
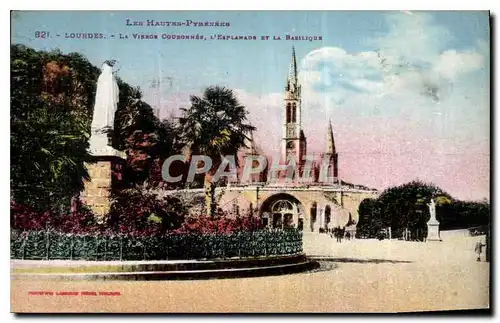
[10,229,303,261]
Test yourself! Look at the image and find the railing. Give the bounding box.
[10,229,303,261]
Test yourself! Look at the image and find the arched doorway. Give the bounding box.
[310,202,317,232]
[271,200,294,229]
[259,193,303,229]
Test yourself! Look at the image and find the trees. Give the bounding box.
[107,188,186,235]
[356,180,490,240]
[112,87,186,188]
[356,198,383,238]
[11,46,261,230]
[438,199,490,230]
[178,86,255,217]
[10,44,166,212]
[375,181,451,240]
[11,45,99,212]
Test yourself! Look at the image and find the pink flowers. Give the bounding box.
[11,198,264,237]
[10,200,98,233]
[11,201,51,231]
[173,215,263,235]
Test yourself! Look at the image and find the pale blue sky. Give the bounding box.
[11,11,489,94]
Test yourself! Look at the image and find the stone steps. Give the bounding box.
[11,254,318,281]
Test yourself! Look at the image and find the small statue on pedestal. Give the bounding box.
[426,198,442,242]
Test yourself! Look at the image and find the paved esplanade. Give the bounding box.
[11,232,489,313]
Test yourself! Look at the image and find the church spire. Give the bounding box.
[282,46,304,166]
[327,119,336,154]
[287,46,298,85]
[325,119,339,180]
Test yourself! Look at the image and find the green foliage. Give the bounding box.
[356,198,383,238]
[179,86,256,216]
[107,188,186,235]
[11,44,99,211]
[11,229,303,260]
[147,213,163,224]
[179,86,255,164]
[11,45,257,210]
[438,199,490,230]
[356,180,490,240]
[10,44,175,210]
[111,70,184,187]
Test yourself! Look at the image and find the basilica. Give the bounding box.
[82,47,377,234]
[177,47,378,234]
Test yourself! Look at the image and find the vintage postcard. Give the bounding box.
[10,10,490,313]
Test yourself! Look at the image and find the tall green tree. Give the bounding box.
[178,86,255,217]
[114,96,183,186]
[376,181,451,239]
[11,45,99,212]
[356,180,489,240]
[11,44,161,212]
[357,198,384,238]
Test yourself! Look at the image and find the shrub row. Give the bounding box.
[10,229,303,261]
[11,200,264,236]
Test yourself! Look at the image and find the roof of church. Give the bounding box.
[288,46,298,84]
[327,120,336,154]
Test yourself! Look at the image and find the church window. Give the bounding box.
[291,103,296,123]
[286,104,291,123]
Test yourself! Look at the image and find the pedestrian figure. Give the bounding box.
[346,231,351,241]
[475,241,486,262]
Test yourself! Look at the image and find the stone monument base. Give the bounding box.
[426,223,442,242]
[82,155,125,222]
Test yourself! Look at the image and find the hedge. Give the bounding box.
[10,229,303,261]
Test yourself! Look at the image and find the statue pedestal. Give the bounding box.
[82,155,125,223]
[83,60,124,222]
[426,220,442,242]
[88,131,126,159]
[83,132,126,222]
[426,199,442,242]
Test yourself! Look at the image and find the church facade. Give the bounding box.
[183,47,378,233]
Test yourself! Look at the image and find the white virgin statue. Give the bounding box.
[428,199,436,217]
[427,198,439,224]
[91,60,119,133]
[88,60,124,157]
[426,198,441,241]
